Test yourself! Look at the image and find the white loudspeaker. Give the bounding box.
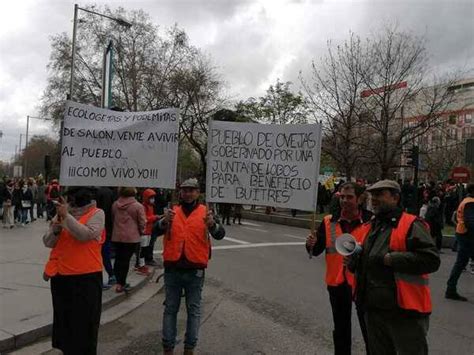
[335,233,362,256]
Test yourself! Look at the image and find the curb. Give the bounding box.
[0,269,159,354]
[241,210,457,248]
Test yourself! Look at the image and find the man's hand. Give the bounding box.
[343,256,352,267]
[383,253,392,266]
[204,210,216,228]
[55,196,68,221]
[306,232,317,249]
[163,208,176,225]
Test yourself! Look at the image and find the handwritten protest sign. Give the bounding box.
[60,101,179,188]
[206,121,322,211]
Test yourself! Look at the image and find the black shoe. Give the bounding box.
[445,292,468,301]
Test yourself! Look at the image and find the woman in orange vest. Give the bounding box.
[43,186,105,355]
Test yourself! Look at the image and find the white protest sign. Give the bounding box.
[60,101,179,188]
[206,121,322,211]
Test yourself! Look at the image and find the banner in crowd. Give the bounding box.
[206,121,322,211]
[59,101,179,188]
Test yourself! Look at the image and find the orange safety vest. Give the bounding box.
[455,197,474,235]
[44,207,105,277]
[324,215,371,287]
[356,212,432,313]
[162,204,210,267]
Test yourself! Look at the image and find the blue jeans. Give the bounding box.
[20,209,28,223]
[447,234,474,292]
[162,268,204,350]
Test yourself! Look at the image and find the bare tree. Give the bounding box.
[358,24,458,178]
[301,33,366,180]
[302,25,459,180]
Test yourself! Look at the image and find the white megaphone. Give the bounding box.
[335,233,362,256]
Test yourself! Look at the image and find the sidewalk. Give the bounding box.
[0,219,158,353]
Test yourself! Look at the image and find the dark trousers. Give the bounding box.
[142,233,161,262]
[431,229,443,251]
[328,283,369,355]
[29,203,35,220]
[447,235,474,293]
[50,272,102,355]
[365,309,429,355]
[37,201,46,218]
[113,242,139,286]
[101,239,114,278]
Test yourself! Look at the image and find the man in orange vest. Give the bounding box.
[42,186,105,355]
[306,182,372,355]
[158,178,225,355]
[346,180,440,355]
[446,183,474,301]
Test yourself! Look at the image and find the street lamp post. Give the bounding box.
[68,4,132,102]
[25,115,52,177]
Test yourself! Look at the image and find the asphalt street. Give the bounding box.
[94,220,473,354]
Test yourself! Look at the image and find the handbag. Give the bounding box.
[21,200,32,208]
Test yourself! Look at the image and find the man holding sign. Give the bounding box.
[158,178,225,355]
[306,182,372,355]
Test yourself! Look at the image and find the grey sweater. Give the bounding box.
[43,202,105,248]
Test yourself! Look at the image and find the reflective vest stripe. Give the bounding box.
[390,212,432,313]
[326,222,338,254]
[394,273,429,286]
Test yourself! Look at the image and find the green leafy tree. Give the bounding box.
[236,80,313,124]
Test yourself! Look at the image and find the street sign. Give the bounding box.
[450,166,471,183]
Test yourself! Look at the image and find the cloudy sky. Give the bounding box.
[0,0,473,161]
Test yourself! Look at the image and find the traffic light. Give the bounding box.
[406,146,419,168]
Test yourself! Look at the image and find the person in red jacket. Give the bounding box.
[137,189,161,274]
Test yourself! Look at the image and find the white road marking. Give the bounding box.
[241,221,262,227]
[153,242,305,254]
[224,237,251,245]
[283,234,307,241]
[242,226,267,233]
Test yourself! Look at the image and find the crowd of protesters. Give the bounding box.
[2,173,473,355]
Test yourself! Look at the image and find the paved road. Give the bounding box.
[96,220,474,355]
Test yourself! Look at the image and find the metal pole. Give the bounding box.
[69,4,78,101]
[25,115,29,177]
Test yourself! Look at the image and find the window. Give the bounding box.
[448,114,457,125]
[465,114,472,124]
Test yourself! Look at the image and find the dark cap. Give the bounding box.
[366,180,401,193]
[180,178,199,189]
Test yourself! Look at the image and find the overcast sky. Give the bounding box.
[0,0,473,161]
